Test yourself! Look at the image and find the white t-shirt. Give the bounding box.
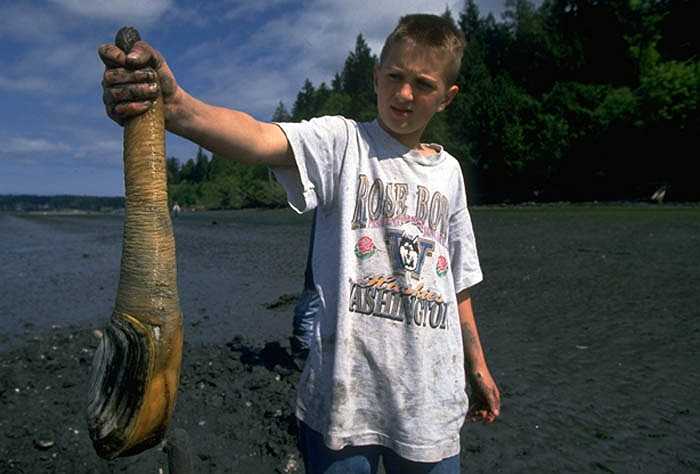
[272,116,483,462]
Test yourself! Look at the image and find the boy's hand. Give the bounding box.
[467,369,500,424]
[99,40,179,126]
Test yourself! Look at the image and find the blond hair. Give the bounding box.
[380,14,466,86]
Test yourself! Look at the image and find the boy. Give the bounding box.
[100,13,500,473]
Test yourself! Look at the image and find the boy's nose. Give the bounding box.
[398,82,413,101]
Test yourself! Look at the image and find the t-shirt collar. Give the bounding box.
[367,119,446,167]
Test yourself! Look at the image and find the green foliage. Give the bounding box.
[167,0,699,206]
[271,101,292,122]
[166,150,287,210]
[0,195,124,212]
[292,35,377,122]
[637,60,699,124]
[292,79,318,121]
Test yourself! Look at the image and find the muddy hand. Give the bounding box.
[467,370,501,424]
[99,32,178,126]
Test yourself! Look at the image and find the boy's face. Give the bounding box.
[374,39,458,149]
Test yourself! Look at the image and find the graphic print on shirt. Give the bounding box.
[348,174,450,330]
[385,223,434,281]
[351,174,450,246]
[354,235,377,259]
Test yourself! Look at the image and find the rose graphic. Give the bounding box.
[436,255,449,277]
[355,236,376,259]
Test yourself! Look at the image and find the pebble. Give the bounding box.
[34,439,55,450]
[283,453,300,473]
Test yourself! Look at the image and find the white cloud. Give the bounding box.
[49,0,172,24]
[2,137,71,155]
[0,75,52,93]
[183,0,468,119]
[0,126,122,168]
[2,39,104,98]
[0,0,514,196]
[0,4,68,43]
[221,0,293,21]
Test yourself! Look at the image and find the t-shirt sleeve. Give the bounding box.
[448,168,483,293]
[270,115,350,214]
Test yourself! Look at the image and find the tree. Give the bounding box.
[271,101,292,122]
[179,159,195,183]
[166,157,180,185]
[460,0,482,42]
[292,79,317,121]
[441,6,456,25]
[192,147,210,183]
[340,35,377,120]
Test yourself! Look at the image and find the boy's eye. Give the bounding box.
[388,73,401,81]
[417,80,436,91]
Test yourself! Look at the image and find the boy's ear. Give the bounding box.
[437,84,459,112]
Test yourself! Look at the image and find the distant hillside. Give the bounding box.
[0,195,124,212]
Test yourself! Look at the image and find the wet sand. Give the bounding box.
[0,206,698,473]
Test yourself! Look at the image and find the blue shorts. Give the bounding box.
[297,421,460,474]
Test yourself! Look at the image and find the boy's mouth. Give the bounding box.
[390,105,412,118]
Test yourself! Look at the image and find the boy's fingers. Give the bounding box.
[488,389,501,414]
[104,82,159,105]
[125,41,162,69]
[98,44,126,68]
[467,408,488,423]
[108,100,153,122]
[103,67,158,86]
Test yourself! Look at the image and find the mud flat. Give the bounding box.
[0,206,698,472]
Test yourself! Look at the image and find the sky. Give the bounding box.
[0,0,509,197]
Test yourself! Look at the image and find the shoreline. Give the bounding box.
[3,199,700,217]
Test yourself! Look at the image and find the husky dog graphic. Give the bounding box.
[385,223,434,280]
[398,224,421,271]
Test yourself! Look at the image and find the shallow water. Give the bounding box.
[0,209,313,349]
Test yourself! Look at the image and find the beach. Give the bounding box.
[0,206,698,473]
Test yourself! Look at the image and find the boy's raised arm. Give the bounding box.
[99,40,294,168]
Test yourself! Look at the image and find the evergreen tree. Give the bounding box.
[192,147,210,183]
[179,159,195,183]
[292,79,317,121]
[271,101,292,122]
[460,0,482,42]
[166,157,180,185]
[441,6,456,25]
[340,34,377,120]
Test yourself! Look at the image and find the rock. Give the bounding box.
[282,453,300,473]
[33,439,55,450]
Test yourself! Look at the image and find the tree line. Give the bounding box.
[167,147,287,209]
[169,0,698,207]
[0,195,124,212]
